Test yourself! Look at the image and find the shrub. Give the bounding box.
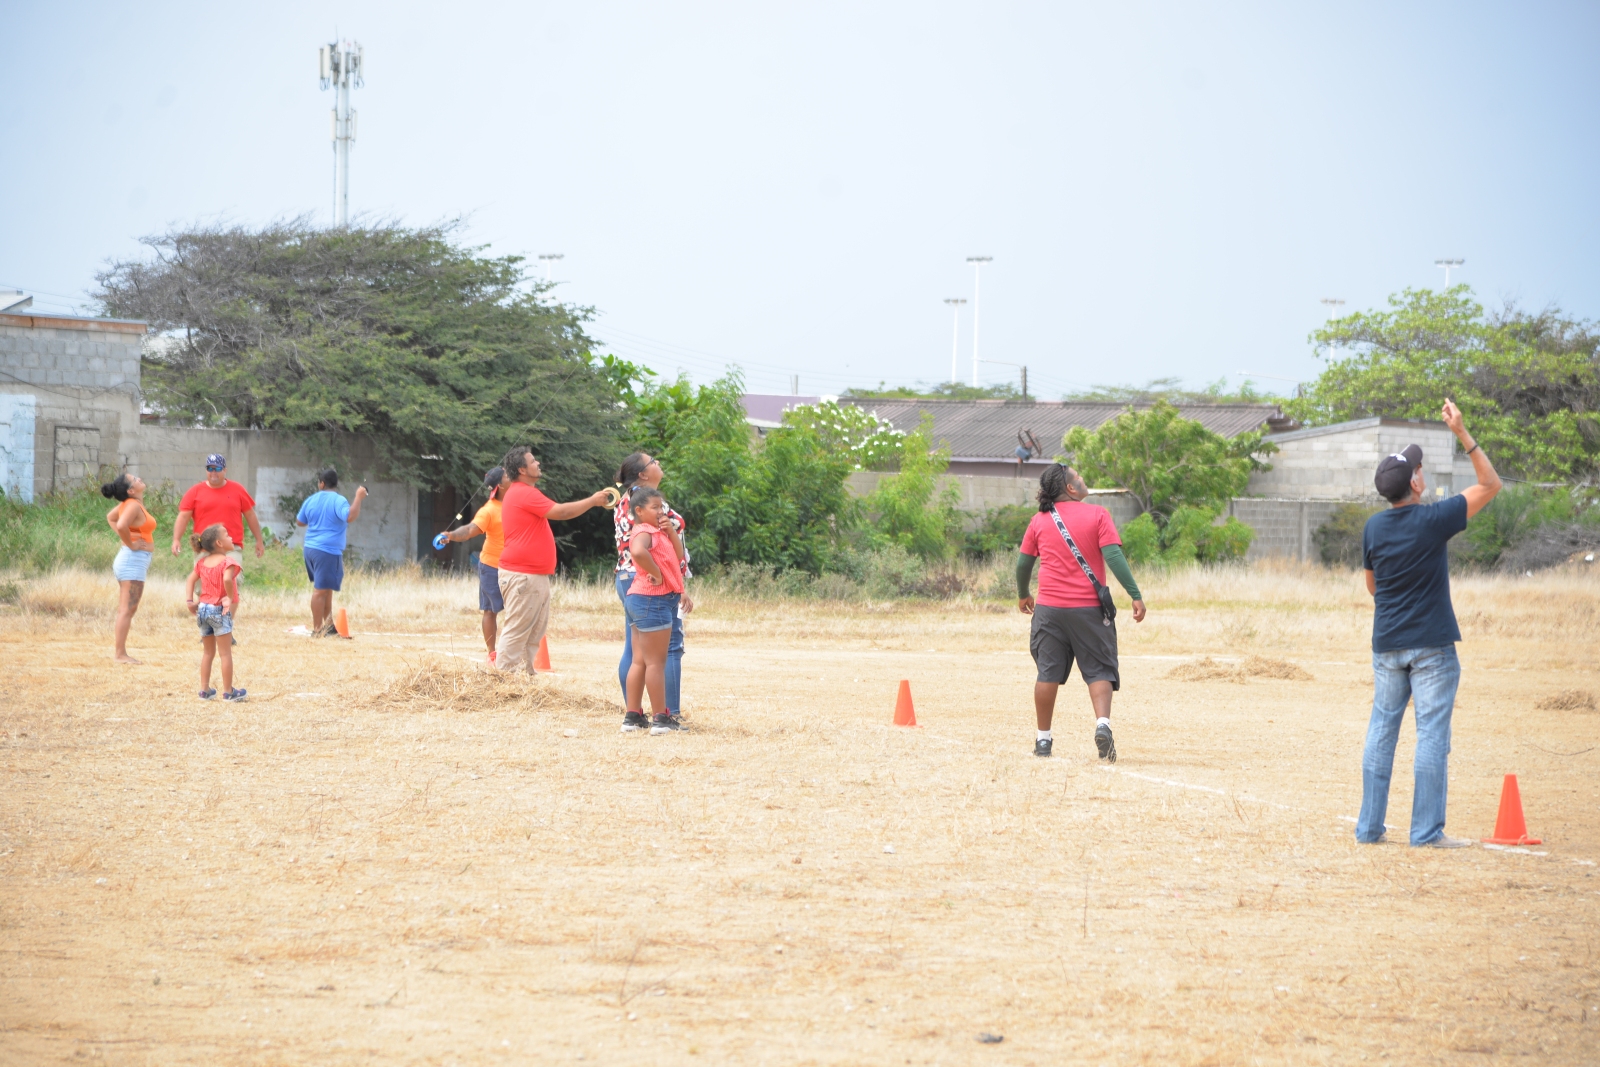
[1315,502,1385,568]
[1117,506,1252,566]
[963,504,1035,558]
[863,418,963,560]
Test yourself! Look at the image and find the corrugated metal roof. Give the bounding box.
[835,398,1283,459]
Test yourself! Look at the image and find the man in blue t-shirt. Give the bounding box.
[295,468,368,637]
[1356,400,1501,849]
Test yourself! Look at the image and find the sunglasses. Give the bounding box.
[206,464,226,472]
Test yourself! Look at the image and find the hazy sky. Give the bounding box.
[4,2,1597,399]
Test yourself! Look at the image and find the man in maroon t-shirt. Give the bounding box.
[494,445,612,674]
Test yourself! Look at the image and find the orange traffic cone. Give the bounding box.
[893,680,919,727]
[534,634,553,672]
[334,607,351,639]
[1482,774,1541,845]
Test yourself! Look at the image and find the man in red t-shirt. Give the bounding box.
[171,453,265,562]
[494,445,612,674]
[1017,464,1147,762]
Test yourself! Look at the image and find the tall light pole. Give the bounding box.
[1434,258,1464,287]
[1320,297,1346,320]
[538,253,565,285]
[943,298,966,384]
[966,256,992,387]
[318,39,365,228]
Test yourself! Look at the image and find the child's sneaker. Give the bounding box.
[649,713,681,735]
[222,688,248,702]
[620,711,650,733]
[198,688,217,700]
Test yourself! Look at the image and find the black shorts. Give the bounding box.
[1030,605,1119,690]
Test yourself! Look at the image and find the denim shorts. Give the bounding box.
[196,603,234,637]
[303,547,344,591]
[478,561,504,612]
[112,546,152,582]
[625,591,680,633]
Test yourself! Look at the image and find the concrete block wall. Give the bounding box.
[1227,498,1349,563]
[846,471,1140,528]
[1248,417,1457,500]
[136,427,417,563]
[1,315,145,498]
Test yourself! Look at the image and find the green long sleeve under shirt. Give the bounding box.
[1017,544,1142,602]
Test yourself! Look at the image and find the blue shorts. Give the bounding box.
[196,603,234,637]
[625,591,680,633]
[478,562,504,612]
[113,546,152,582]
[303,547,344,591]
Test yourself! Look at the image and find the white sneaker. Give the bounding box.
[1420,834,1474,849]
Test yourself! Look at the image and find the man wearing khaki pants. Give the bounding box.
[494,446,611,673]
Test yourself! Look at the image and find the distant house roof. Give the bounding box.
[740,393,826,429]
[835,398,1290,461]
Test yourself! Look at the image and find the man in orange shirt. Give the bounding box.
[439,466,511,663]
[495,446,612,674]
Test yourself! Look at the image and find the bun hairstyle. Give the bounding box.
[616,452,652,488]
[100,473,133,501]
[191,523,229,554]
[318,467,339,489]
[629,485,664,513]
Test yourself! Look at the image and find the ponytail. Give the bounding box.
[1037,464,1069,512]
[616,452,652,489]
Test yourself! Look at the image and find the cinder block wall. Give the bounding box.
[1227,498,1351,562]
[137,427,417,563]
[846,471,1139,528]
[0,315,145,499]
[1248,417,1457,499]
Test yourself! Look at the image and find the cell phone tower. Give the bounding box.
[318,38,365,228]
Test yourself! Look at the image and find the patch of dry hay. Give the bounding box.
[1166,655,1314,683]
[1535,688,1597,711]
[367,657,616,717]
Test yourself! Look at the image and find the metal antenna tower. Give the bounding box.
[319,38,365,227]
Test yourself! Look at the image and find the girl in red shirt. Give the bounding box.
[622,488,684,734]
[184,524,246,701]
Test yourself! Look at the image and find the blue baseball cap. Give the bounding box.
[205,453,227,471]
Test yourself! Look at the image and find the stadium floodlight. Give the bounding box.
[319,39,365,227]
[965,256,992,386]
[1434,258,1465,287]
[943,298,967,384]
[538,253,565,286]
[1320,297,1346,320]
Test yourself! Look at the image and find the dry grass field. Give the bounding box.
[2,562,1597,1066]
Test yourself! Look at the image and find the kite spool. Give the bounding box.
[600,486,622,508]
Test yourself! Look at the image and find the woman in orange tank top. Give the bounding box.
[102,473,157,664]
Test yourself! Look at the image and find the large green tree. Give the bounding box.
[97,220,637,508]
[1289,287,1600,481]
[1061,400,1274,521]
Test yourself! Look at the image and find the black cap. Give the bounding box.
[484,466,505,487]
[1374,444,1423,501]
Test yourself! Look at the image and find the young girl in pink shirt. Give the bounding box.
[622,487,684,734]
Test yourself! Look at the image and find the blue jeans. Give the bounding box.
[1357,645,1460,846]
[616,571,683,712]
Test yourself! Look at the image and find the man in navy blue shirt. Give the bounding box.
[1357,400,1501,848]
[295,468,368,637]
